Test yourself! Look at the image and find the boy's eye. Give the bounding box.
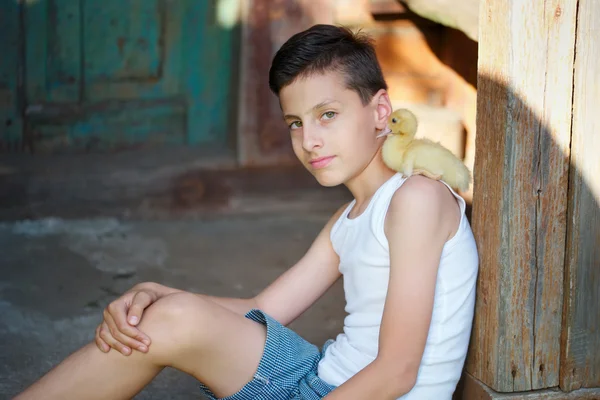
[322,111,336,120]
[289,121,302,129]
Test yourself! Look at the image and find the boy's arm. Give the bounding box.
[250,203,348,325]
[102,203,346,355]
[324,176,453,399]
[148,203,345,322]
[171,202,347,324]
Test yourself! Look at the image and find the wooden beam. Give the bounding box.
[460,373,600,399]
[560,0,600,391]
[399,0,479,41]
[466,0,577,392]
[369,0,406,15]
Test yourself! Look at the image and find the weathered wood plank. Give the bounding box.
[460,373,600,399]
[560,0,600,391]
[466,0,576,392]
[532,0,578,391]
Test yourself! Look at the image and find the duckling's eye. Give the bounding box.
[392,117,398,123]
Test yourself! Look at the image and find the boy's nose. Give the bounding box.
[302,127,323,150]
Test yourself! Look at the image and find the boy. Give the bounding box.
[15,24,479,400]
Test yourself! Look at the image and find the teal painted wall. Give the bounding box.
[5,0,239,152]
[0,1,22,151]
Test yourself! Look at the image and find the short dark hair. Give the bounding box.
[268,24,388,105]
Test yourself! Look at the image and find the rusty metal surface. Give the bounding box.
[236,0,343,167]
[237,0,293,166]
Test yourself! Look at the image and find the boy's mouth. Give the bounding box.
[309,156,335,169]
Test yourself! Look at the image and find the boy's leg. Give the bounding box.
[15,292,267,400]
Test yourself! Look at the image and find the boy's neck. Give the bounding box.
[344,150,396,206]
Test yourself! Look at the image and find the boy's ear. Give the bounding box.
[372,89,392,130]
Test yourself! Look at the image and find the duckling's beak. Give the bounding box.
[376,126,392,138]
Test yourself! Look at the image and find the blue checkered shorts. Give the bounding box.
[198,309,337,399]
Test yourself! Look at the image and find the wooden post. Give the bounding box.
[465,0,581,395]
[464,0,600,397]
[560,0,600,392]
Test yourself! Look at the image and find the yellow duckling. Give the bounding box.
[378,108,472,192]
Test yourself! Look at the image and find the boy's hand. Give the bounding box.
[95,282,172,356]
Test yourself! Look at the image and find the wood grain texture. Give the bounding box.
[460,373,600,400]
[532,0,577,391]
[466,0,576,392]
[560,0,600,391]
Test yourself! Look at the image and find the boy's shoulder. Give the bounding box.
[319,200,352,233]
[388,175,451,208]
[384,175,462,241]
[329,200,352,226]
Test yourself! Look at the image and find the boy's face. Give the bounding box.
[279,70,391,187]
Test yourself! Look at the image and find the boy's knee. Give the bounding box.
[147,292,203,319]
[139,292,214,355]
[145,292,213,329]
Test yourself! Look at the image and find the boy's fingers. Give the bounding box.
[104,310,149,353]
[98,322,132,356]
[104,299,129,334]
[104,300,149,343]
[94,324,110,353]
[127,291,154,326]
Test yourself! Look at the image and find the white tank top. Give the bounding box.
[317,173,479,399]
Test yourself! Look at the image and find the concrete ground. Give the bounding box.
[0,211,348,399]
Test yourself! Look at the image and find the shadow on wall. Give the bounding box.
[453,70,599,397]
[289,1,599,395]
